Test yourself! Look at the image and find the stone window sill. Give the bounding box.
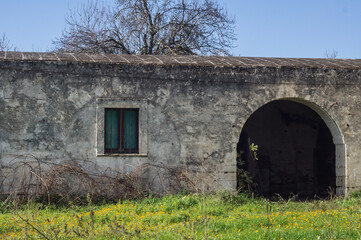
[97,154,148,158]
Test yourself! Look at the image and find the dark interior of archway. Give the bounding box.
[237,100,336,198]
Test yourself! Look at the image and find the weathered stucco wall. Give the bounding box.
[1,52,361,196]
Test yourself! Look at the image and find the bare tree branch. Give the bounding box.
[0,33,17,51]
[54,0,236,55]
[325,49,338,59]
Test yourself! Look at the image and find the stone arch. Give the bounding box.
[236,97,346,196]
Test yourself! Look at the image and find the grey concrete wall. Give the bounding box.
[0,54,361,195]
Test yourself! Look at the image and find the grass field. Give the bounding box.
[1,192,361,239]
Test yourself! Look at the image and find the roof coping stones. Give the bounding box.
[1,51,361,69]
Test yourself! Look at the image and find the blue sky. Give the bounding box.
[0,0,360,58]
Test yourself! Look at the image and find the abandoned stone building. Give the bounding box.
[1,51,361,197]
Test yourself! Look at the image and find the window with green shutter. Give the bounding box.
[105,108,139,154]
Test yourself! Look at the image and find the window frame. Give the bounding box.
[104,108,139,154]
[96,98,147,157]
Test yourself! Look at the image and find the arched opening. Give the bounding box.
[237,99,340,197]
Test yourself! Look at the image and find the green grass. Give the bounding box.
[1,192,361,239]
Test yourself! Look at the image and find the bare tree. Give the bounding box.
[54,0,236,55]
[0,33,17,51]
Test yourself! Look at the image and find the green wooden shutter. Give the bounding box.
[105,109,119,150]
[123,109,137,150]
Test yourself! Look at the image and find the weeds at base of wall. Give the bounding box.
[0,154,218,206]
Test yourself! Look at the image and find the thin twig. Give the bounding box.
[16,212,50,240]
